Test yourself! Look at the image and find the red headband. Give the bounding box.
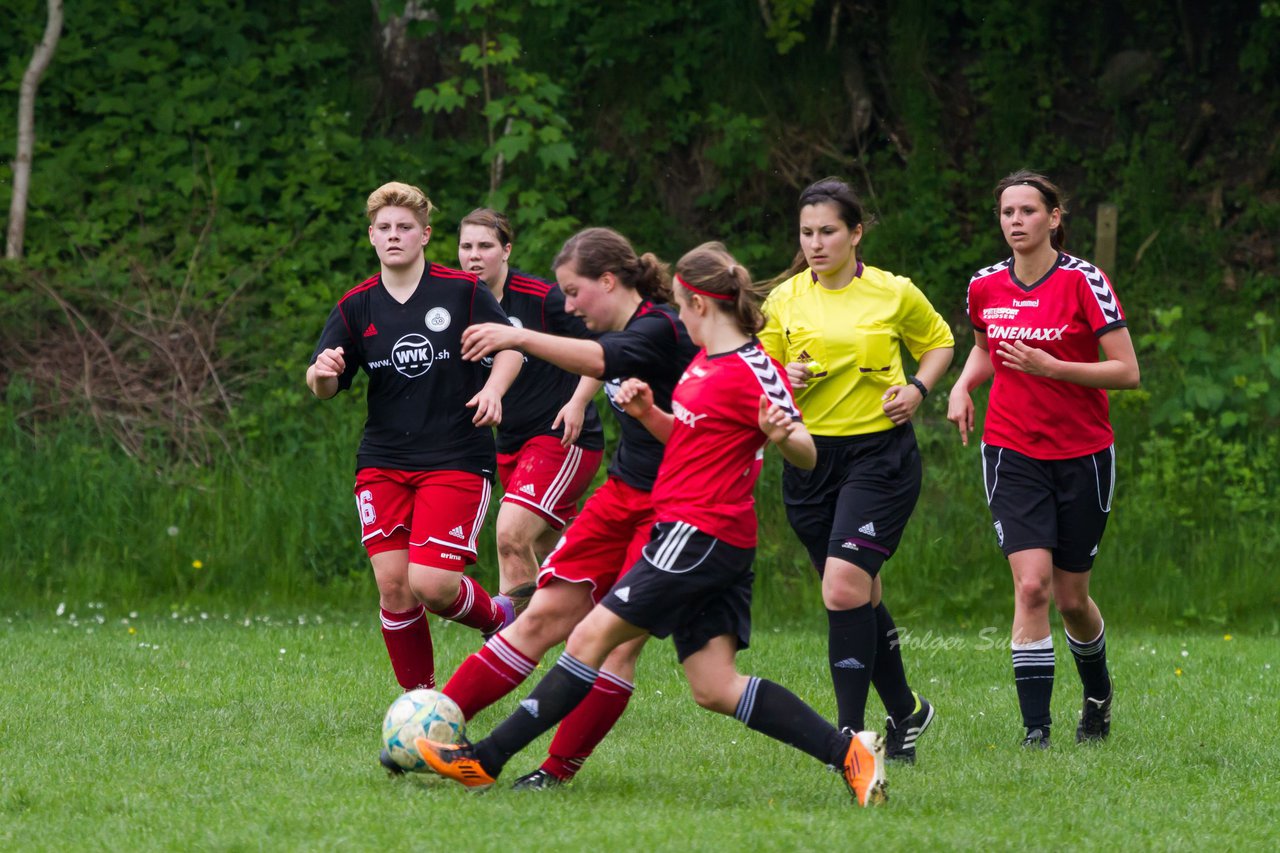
[674,273,734,301]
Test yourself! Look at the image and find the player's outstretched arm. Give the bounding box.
[759,396,816,469]
[461,323,607,378]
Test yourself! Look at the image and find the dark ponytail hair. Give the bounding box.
[994,170,1069,251]
[552,227,673,303]
[674,242,766,335]
[768,176,873,287]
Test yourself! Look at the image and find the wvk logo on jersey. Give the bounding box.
[391,334,438,378]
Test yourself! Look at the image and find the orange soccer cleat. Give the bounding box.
[414,737,497,790]
[843,730,888,807]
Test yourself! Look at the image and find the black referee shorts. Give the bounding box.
[981,442,1115,572]
[781,424,922,578]
[600,521,754,662]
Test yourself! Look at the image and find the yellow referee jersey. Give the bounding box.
[759,265,954,436]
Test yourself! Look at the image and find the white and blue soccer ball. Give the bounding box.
[381,688,466,771]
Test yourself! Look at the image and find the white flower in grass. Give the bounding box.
[279,648,287,655]
[167,526,179,537]
[1181,650,1189,658]
[130,611,138,618]
[56,602,65,616]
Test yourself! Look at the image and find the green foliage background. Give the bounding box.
[2,0,1277,627]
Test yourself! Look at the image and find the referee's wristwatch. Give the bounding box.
[906,375,929,399]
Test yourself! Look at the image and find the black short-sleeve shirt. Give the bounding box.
[598,301,700,491]
[310,263,510,476]
[496,269,605,455]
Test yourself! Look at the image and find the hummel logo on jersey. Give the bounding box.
[449,525,465,539]
[519,484,537,496]
[363,323,378,337]
[520,698,540,718]
[614,586,630,603]
[834,657,865,669]
[858,521,877,537]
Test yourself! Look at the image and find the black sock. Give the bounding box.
[1012,637,1054,730]
[735,677,848,766]
[827,603,877,731]
[1065,622,1111,700]
[870,603,915,722]
[476,651,598,776]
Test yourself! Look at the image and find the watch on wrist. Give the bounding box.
[907,375,929,398]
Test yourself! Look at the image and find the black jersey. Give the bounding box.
[598,301,700,491]
[310,263,511,476]
[496,270,605,455]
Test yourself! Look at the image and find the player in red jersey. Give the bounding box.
[457,209,605,609]
[947,170,1140,748]
[439,227,700,788]
[306,182,525,706]
[416,242,889,806]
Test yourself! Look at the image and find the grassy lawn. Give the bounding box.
[2,605,1276,851]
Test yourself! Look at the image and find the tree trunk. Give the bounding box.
[6,0,64,260]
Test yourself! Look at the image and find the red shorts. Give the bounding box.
[497,436,604,530]
[538,477,655,604]
[353,468,492,571]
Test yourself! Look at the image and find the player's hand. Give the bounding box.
[466,387,503,426]
[553,402,586,447]
[312,346,346,377]
[461,323,522,361]
[946,387,974,446]
[614,378,653,417]
[997,340,1059,378]
[758,395,798,443]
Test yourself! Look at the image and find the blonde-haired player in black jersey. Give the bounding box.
[760,177,954,764]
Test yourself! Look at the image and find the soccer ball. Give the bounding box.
[381,688,467,771]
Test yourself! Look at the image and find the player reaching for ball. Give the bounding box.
[416,242,889,807]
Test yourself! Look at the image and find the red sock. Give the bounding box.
[429,575,503,634]
[379,604,434,690]
[542,670,634,780]
[442,633,537,719]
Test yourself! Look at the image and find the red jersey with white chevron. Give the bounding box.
[966,252,1127,459]
[650,341,801,548]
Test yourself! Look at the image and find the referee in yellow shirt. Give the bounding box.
[760,177,954,764]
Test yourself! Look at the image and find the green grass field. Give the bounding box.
[2,605,1276,851]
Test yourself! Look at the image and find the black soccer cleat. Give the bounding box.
[379,748,407,776]
[1021,727,1051,749]
[1076,691,1112,743]
[511,767,566,790]
[884,693,936,764]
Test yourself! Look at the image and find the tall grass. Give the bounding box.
[4,401,1277,632]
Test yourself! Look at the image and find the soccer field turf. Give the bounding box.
[2,607,1276,850]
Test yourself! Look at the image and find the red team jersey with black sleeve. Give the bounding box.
[598,301,701,491]
[966,253,1127,460]
[497,269,605,455]
[650,342,801,549]
[310,263,511,476]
